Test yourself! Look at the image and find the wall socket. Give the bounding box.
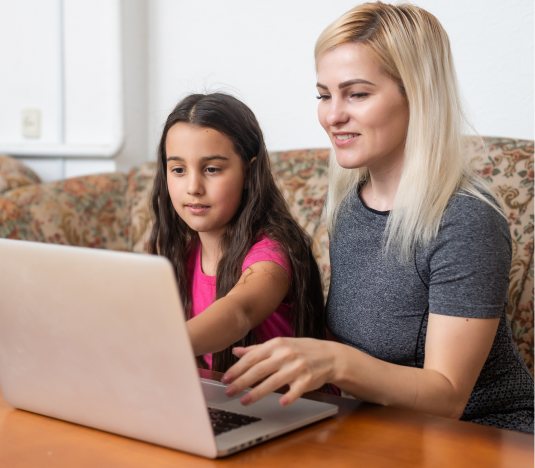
[21,109,41,138]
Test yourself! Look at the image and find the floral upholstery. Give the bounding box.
[0,155,40,194]
[467,137,534,372]
[0,136,533,374]
[269,149,331,300]
[0,174,130,250]
[127,162,156,253]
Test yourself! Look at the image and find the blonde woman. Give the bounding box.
[222,2,534,433]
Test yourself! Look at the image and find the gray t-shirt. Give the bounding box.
[326,189,534,433]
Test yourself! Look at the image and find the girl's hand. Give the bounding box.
[222,337,338,406]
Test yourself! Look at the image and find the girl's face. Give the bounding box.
[166,123,246,237]
[316,42,409,171]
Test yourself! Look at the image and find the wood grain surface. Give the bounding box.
[0,369,532,468]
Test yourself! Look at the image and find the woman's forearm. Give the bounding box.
[329,341,465,419]
[187,296,251,356]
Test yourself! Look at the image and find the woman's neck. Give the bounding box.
[359,150,404,212]
[198,229,225,276]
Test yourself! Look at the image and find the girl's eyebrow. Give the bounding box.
[166,155,230,162]
[200,155,229,162]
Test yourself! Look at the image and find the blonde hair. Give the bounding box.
[316,2,502,260]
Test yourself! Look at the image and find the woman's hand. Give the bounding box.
[222,337,338,406]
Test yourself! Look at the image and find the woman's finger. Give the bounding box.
[231,345,256,358]
[223,338,285,384]
[225,352,284,396]
[279,379,309,406]
[238,365,298,405]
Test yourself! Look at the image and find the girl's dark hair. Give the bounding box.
[149,93,325,372]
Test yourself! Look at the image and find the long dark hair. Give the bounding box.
[149,93,325,372]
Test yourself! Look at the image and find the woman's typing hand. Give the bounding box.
[222,337,338,406]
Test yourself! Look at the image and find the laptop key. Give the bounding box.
[208,407,262,436]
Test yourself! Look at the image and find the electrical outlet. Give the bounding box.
[21,109,41,138]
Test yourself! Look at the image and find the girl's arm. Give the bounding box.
[222,314,499,419]
[186,261,290,356]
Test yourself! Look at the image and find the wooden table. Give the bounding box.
[0,369,532,468]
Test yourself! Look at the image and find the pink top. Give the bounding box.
[188,236,293,368]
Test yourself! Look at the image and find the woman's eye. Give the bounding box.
[205,167,221,174]
[171,167,185,175]
[351,93,369,99]
[316,94,331,101]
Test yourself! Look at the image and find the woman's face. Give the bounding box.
[316,42,409,171]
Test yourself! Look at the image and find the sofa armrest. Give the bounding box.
[0,155,41,194]
[0,173,131,251]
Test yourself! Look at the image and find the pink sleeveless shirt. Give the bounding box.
[188,237,293,368]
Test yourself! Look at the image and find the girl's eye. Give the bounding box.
[205,167,221,174]
[316,94,331,101]
[171,167,185,175]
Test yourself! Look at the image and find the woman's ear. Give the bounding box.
[250,157,257,164]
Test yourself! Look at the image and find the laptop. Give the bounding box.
[0,238,338,458]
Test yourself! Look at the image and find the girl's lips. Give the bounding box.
[185,204,210,214]
[333,133,361,147]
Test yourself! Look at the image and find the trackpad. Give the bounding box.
[201,379,245,404]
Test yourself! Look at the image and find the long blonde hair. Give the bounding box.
[316,2,502,260]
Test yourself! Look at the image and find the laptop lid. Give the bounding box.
[0,239,218,458]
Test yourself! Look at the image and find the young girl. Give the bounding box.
[148,92,325,373]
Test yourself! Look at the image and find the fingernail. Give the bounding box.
[225,384,237,397]
[240,394,252,406]
[221,373,232,384]
[280,397,289,407]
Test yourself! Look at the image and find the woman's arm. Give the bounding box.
[223,313,499,418]
[186,261,290,356]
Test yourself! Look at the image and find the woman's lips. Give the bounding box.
[333,133,361,147]
[185,204,210,214]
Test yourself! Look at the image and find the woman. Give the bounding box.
[221,2,534,433]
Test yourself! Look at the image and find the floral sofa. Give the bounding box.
[0,137,533,375]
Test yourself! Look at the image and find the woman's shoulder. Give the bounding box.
[441,190,509,235]
[430,189,511,257]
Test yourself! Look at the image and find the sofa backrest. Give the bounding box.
[0,136,532,374]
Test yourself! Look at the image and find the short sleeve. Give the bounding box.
[427,194,512,319]
[242,237,292,280]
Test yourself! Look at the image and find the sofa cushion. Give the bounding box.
[0,174,131,250]
[0,193,46,242]
[0,155,41,194]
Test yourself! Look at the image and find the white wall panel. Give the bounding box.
[0,0,123,158]
[0,0,62,145]
[147,0,533,155]
[63,0,120,146]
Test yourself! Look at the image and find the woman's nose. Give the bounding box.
[325,99,349,127]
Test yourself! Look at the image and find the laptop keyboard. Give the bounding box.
[208,407,261,436]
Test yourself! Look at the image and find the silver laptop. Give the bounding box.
[0,238,338,458]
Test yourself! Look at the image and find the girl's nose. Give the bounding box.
[325,99,349,127]
[186,172,204,196]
